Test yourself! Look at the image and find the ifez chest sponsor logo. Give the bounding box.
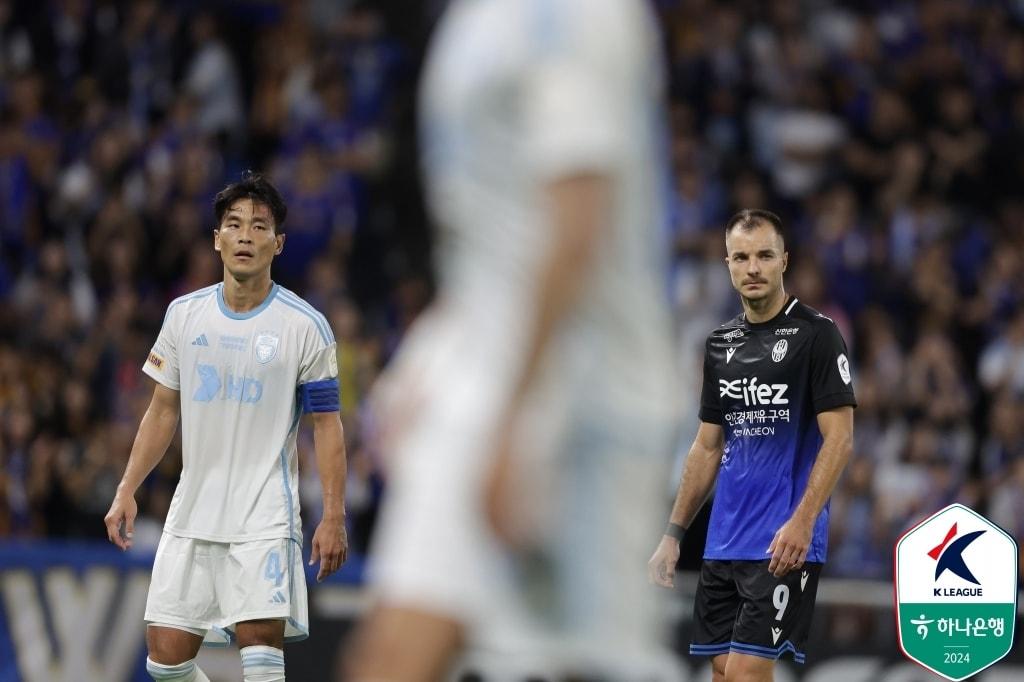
[895,503,1018,681]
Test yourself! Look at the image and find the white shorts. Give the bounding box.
[368,306,677,669]
[144,533,309,646]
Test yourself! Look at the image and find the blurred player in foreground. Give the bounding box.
[104,173,348,682]
[648,210,856,681]
[345,0,682,680]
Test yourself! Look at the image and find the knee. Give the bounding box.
[146,627,202,666]
[235,620,285,650]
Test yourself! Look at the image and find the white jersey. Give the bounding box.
[143,283,337,544]
[367,1,683,673]
[420,0,678,424]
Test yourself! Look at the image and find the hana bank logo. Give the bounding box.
[928,523,985,586]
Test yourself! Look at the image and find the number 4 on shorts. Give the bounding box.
[265,550,285,588]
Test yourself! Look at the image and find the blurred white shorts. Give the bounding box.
[367,306,677,671]
[144,532,309,646]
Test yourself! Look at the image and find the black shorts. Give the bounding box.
[690,560,822,663]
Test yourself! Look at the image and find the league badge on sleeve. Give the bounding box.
[895,503,1018,681]
[254,331,280,364]
[837,354,851,384]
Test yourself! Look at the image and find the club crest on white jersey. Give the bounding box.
[255,331,280,364]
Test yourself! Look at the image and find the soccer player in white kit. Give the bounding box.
[104,173,349,682]
[347,1,682,679]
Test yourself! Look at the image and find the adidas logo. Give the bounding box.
[270,591,287,604]
[191,334,209,347]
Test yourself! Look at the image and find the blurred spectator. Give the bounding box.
[979,310,1024,395]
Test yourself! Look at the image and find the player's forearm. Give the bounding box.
[116,406,179,497]
[668,441,721,529]
[792,430,852,525]
[313,414,347,522]
[508,175,608,405]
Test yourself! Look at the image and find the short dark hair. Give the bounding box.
[213,172,288,233]
[724,209,785,247]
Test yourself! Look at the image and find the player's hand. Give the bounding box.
[310,517,348,583]
[103,494,137,551]
[648,536,681,588]
[767,515,813,577]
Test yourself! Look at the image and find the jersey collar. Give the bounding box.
[217,282,280,320]
[743,296,798,330]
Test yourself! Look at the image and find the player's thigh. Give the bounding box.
[345,604,463,682]
[692,560,741,648]
[723,651,775,682]
[712,653,729,682]
[146,625,204,665]
[732,561,822,659]
[235,618,285,649]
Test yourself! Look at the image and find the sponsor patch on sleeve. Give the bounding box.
[147,351,165,370]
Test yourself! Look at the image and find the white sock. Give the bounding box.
[241,645,286,681]
[146,657,210,682]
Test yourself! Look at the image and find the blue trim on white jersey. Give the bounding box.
[277,405,309,642]
[162,284,218,324]
[217,282,280,320]
[276,288,333,345]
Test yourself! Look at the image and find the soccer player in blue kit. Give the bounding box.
[648,209,856,681]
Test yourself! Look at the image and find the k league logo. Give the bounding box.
[895,503,1018,681]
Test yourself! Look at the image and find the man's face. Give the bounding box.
[214,199,284,279]
[725,223,787,303]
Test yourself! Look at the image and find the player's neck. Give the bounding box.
[222,271,274,313]
[742,287,788,324]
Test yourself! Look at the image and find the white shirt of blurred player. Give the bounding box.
[420,0,678,422]
[143,283,337,543]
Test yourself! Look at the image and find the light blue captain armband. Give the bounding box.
[299,378,340,413]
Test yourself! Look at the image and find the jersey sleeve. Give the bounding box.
[698,338,722,424]
[809,321,857,413]
[297,316,340,413]
[142,306,181,390]
[521,0,647,178]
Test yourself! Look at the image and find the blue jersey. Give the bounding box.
[699,297,856,562]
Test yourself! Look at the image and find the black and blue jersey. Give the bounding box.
[699,296,856,563]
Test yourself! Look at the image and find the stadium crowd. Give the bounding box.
[0,0,1022,587]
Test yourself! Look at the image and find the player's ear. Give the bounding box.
[274,233,286,255]
[213,228,221,252]
[782,251,788,272]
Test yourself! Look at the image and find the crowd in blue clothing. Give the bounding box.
[0,1,1022,585]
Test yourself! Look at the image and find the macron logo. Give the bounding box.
[929,522,986,587]
[726,347,737,364]
[191,334,209,347]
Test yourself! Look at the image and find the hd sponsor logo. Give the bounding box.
[719,377,789,406]
[193,364,263,403]
[895,503,1018,681]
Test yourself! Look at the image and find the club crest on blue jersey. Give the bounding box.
[772,339,788,362]
[254,331,280,364]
